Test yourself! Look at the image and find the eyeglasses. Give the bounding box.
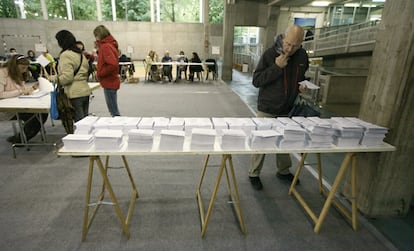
[283,40,301,50]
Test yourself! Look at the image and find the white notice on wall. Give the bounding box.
[212,46,220,55]
[35,43,47,53]
[127,46,134,54]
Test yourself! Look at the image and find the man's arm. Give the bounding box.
[252,50,284,88]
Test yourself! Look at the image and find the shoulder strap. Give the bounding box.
[74,53,83,76]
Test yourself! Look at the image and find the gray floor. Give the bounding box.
[0,76,404,250]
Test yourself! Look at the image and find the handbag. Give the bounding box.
[56,78,75,134]
[288,95,321,117]
[50,84,59,120]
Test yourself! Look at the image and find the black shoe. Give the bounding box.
[276,172,299,184]
[7,135,21,144]
[6,135,16,143]
[249,176,263,190]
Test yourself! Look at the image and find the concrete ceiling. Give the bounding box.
[262,0,385,7]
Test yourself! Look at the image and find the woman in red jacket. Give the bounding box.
[93,25,121,116]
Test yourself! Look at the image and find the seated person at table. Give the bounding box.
[175,50,188,82]
[161,51,173,82]
[42,49,56,75]
[189,52,203,82]
[0,55,48,144]
[145,50,161,81]
[27,50,41,81]
[118,50,135,79]
[6,48,18,59]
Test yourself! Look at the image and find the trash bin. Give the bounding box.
[242,63,248,73]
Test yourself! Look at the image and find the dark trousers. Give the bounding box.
[12,113,49,142]
[71,96,90,122]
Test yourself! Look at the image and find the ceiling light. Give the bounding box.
[363,4,377,7]
[372,0,385,2]
[311,1,331,7]
[344,3,360,7]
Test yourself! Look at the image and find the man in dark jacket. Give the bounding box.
[249,25,309,190]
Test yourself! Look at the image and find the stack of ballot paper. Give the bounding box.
[293,116,335,148]
[220,129,247,150]
[168,117,185,131]
[345,117,389,146]
[249,130,282,150]
[62,134,94,151]
[74,116,99,134]
[184,117,213,136]
[276,118,306,148]
[112,117,140,133]
[251,117,273,130]
[190,128,217,150]
[211,117,228,135]
[127,129,154,151]
[92,117,115,132]
[224,117,256,136]
[138,117,155,130]
[121,117,141,134]
[331,117,364,147]
[159,129,185,151]
[152,117,170,135]
[94,129,124,151]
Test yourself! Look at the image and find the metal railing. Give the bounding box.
[302,20,380,56]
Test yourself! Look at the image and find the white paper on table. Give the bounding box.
[38,77,54,92]
[18,89,49,98]
[299,80,320,90]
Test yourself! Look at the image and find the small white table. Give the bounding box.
[0,83,101,157]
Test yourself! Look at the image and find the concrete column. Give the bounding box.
[221,2,236,81]
[262,6,280,53]
[203,0,209,60]
[343,0,414,216]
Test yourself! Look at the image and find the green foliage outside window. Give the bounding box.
[0,0,223,23]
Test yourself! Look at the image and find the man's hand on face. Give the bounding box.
[275,53,289,68]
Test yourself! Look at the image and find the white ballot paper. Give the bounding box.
[38,77,54,92]
[37,54,51,67]
[299,80,320,90]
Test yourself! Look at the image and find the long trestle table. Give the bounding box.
[56,135,395,240]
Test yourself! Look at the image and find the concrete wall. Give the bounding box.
[0,18,223,61]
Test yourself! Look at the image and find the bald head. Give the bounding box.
[282,25,304,56]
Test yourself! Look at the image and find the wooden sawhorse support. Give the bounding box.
[82,155,139,241]
[289,152,358,233]
[196,154,246,237]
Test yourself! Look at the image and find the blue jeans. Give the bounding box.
[103,88,121,117]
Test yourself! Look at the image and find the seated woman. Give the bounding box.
[189,52,203,82]
[0,55,48,144]
[161,51,173,82]
[27,50,41,81]
[145,50,160,81]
